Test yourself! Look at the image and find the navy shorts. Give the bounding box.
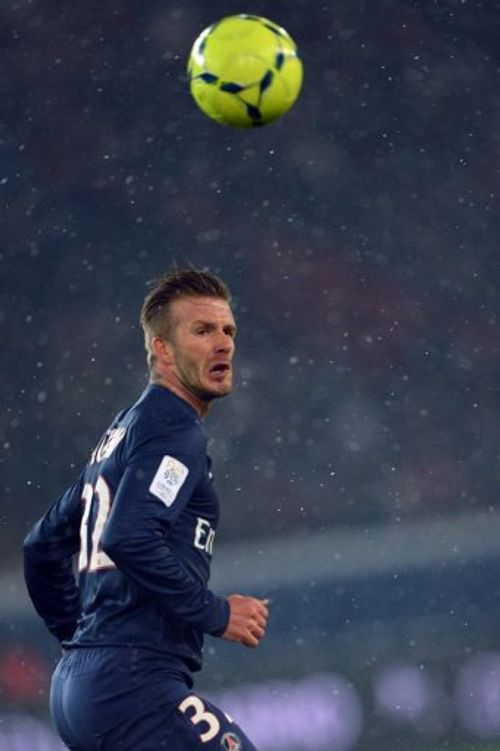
[50,648,257,751]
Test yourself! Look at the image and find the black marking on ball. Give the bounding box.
[262,21,285,38]
[220,82,246,94]
[245,103,263,121]
[259,70,274,93]
[197,72,218,84]
[275,52,285,70]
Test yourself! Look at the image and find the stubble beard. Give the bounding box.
[177,359,232,404]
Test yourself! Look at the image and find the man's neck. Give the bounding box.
[150,374,210,418]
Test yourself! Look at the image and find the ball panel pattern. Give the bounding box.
[188,14,303,127]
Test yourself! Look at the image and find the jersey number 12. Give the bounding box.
[78,476,116,572]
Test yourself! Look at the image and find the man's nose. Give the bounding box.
[214,332,233,352]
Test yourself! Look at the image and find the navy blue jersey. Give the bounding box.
[23,384,230,672]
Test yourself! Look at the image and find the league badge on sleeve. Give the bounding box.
[149,455,189,507]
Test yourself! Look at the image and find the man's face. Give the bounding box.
[166,296,236,403]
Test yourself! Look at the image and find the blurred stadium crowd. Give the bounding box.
[2,0,499,565]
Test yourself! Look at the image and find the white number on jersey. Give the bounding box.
[178,696,221,742]
[78,476,116,572]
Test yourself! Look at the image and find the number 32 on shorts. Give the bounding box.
[178,695,232,743]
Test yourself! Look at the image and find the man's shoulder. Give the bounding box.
[124,385,205,456]
[128,384,201,431]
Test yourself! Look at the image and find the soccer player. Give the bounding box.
[23,269,269,751]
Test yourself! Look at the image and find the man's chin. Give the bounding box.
[208,383,233,399]
[197,381,233,401]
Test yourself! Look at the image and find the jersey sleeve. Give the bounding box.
[100,421,229,636]
[23,472,84,642]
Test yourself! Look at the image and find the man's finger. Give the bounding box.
[255,614,268,629]
[243,633,259,648]
[257,601,270,616]
[251,625,265,640]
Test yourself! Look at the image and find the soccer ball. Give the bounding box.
[187,14,303,128]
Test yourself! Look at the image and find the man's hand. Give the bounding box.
[221,594,269,648]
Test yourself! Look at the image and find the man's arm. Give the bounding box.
[23,473,84,642]
[100,428,230,636]
[101,481,230,636]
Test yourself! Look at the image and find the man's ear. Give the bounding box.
[151,336,174,366]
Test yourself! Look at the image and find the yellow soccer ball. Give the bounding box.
[187,14,303,128]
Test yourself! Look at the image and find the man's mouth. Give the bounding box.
[209,363,231,375]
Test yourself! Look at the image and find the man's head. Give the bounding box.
[140,269,236,414]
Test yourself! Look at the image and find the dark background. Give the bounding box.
[3,0,500,559]
[1,1,500,749]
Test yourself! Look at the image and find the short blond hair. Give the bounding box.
[140,268,232,368]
